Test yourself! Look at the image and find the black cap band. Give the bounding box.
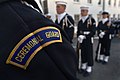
[102,12,109,15]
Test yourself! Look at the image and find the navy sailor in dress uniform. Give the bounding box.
[95,11,114,64]
[55,1,74,43]
[0,0,79,80]
[77,6,96,77]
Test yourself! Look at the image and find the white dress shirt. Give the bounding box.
[57,12,67,23]
[102,18,108,24]
[81,15,89,23]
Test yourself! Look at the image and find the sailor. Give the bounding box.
[0,0,78,80]
[55,1,74,43]
[95,11,114,64]
[77,5,96,77]
[45,13,53,21]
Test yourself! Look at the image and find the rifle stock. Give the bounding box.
[76,41,80,70]
[76,41,80,54]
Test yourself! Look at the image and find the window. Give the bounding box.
[118,14,120,20]
[89,14,93,18]
[98,0,101,5]
[97,14,101,22]
[74,14,80,25]
[87,0,92,4]
[74,0,80,2]
[43,0,48,14]
[39,0,48,14]
[113,14,116,20]
[74,14,80,34]
[119,0,120,7]
[114,0,116,6]
[108,0,111,6]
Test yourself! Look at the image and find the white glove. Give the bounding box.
[99,32,105,38]
[101,32,105,35]
[78,35,86,43]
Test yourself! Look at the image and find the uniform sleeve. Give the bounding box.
[28,19,78,80]
[109,24,115,34]
[104,21,114,34]
[67,15,74,26]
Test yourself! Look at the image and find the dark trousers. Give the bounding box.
[100,39,111,56]
[80,39,94,66]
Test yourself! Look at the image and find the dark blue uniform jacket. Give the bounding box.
[0,1,78,80]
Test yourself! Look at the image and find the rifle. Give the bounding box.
[87,15,92,28]
[76,40,80,70]
[76,41,80,55]
[95,42,101,62]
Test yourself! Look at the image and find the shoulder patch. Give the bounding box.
[6,26,62,70]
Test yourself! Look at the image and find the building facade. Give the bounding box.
[38,0,120,23]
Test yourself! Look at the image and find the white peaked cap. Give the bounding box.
[55,1,67,6]
[80,5,89,10]
[102,10,110,14]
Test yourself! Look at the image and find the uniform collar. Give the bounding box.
[57,12,67,23]
[81,15,89,23]
[102,18,108,24]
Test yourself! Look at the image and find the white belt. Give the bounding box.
[91,37,94,43]
[109,34,112,39]
[83,31,90,35]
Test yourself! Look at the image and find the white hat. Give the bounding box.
[55,1,67,6]
[80,5,89,10]
[46,13,51,16]
[102,10,110,14]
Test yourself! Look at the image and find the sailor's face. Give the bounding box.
[56,4,66,14]
[102,14,108,19]
[46,16,51,19]
[81,9,88,16]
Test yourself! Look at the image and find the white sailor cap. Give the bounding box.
[55,1,67,6]
[80,5,89,10]
[46,13,51,16]
[102,10,110,15]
